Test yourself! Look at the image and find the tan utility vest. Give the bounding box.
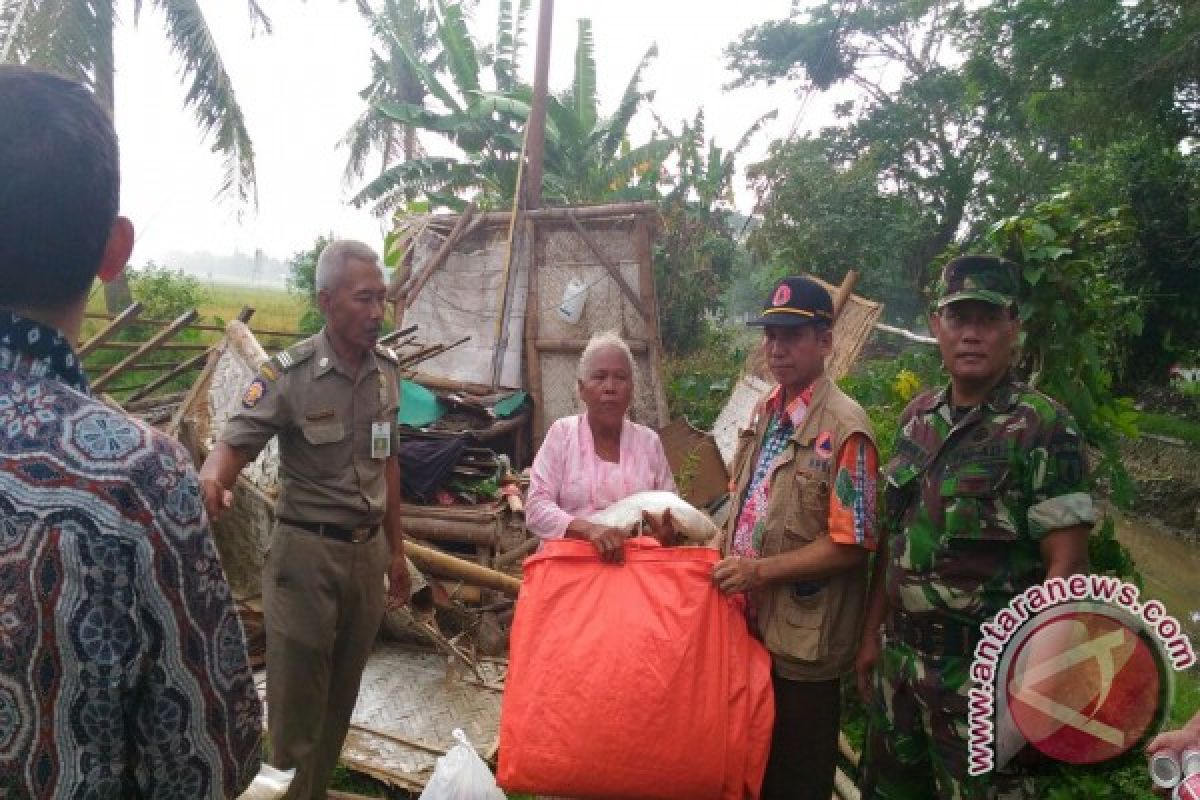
[722,375,874,681]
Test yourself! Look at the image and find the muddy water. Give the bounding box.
[1113,512,1200,642]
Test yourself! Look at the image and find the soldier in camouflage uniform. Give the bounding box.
[856,255,1095,800]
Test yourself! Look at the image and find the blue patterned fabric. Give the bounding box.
[0,314,261,798]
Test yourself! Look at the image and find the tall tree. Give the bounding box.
[1,0,269,311]
[725,0,1067,305]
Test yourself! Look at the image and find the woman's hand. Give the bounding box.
[586,523,629,564]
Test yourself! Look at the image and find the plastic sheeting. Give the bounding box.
[498,539,774,799]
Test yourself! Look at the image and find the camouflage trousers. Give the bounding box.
[858,637,1038,800]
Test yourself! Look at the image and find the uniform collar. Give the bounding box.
[921,372,1021,416]
[314,327,381,379]
[0,311,89,393]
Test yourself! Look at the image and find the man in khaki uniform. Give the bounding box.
[714,276,878,800]
[200,240,411,799]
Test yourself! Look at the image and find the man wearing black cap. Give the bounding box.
[856,255,1093,799]
[715,276,879,800]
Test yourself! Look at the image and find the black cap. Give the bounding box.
[748,276,834,328]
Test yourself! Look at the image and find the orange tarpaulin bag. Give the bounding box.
[497,538,774,799]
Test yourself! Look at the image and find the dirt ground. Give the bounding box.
[1121,437,1199,533]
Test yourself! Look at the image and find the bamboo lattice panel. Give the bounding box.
[258,644,506,791]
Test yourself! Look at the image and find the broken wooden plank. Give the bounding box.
[565,209,649,321]
[125,349,212,402]
[77,302,143,358]
[403,201,477,308]
[90,309,198,392]
[127,308,255,404]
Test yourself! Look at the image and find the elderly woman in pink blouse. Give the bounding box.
[526,331,677,563]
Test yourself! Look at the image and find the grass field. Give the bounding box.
[80,280,309,400]
[83,279,307,340]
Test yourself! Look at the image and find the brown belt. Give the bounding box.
[278,517,379,544]
[887,609,980,659]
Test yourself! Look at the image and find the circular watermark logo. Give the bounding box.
[1003,606,1169,765]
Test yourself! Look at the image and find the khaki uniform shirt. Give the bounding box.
[220,329,402,527]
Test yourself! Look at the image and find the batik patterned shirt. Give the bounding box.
[0,312,261,798]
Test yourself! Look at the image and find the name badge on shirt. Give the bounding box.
[371,422,391,459]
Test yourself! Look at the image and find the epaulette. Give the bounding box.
[375,343,400,365]
[269,339,316,374]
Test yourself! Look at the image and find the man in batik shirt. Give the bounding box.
[715,276,878,800]
[0,66,261,798]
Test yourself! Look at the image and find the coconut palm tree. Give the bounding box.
[1,0,269,311]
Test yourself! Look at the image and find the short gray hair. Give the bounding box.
[577,330,635,381]
[315,239,381,292]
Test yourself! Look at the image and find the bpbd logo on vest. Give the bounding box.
[967,575,1195,777]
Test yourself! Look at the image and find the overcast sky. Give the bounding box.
[113,0,846,266]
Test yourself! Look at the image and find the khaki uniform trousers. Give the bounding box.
[263,521,389,800]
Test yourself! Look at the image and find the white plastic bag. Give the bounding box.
[419,729,505,800]
[556,277,588,325]
[235,764,295,800]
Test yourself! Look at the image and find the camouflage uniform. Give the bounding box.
[860,376,1095,800]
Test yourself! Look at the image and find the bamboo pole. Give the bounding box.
[524,0,554,208]
[523,216,546,446]
[535,338,649,353]
[636,214,671,428]
[404,518,499,547]
[403,371,496,396]
[403,540,521,597]
[83,311,304,339]
[125,348,212,402]
[403,201,477,308]
[90,309,198,392]
[873,322,936,345]
[87,341,212,352]
[377,324,419,346]
[167,341,223,438]
[494,536,539,569]
[122,390,188,412]
[489,117,531,388]
[418,202,659,227]
[831,269,860,318]
[566,210,649,321]
[77,302,143,358]
[127,308,255,404]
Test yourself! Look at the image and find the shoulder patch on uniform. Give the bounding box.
[243,377,268,408]
[375,343,400,364]
[274,340,315,372]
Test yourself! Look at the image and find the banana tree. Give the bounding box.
[350,4,670,213]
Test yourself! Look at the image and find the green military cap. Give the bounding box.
[934,255,1020,310]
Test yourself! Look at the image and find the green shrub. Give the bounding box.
[663,323,747,429]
